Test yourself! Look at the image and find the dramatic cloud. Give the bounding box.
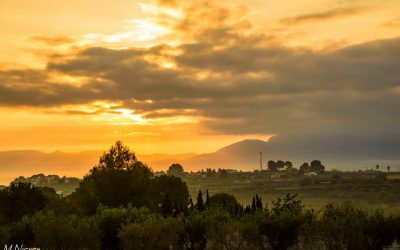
[2,37,400,136]
[1,0,399,157]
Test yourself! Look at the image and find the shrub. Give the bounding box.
[119,215,183,250]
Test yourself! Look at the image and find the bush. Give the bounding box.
[95,205,151,250]
[180,211,210,250]
[209,193,238,214]
[259,194,306,250]
[30,211,101,250]
[119,215,183,250]
[319,203,367,250]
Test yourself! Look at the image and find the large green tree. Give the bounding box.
[69,141,153,214]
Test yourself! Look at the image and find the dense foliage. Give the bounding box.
[1,141,399,249]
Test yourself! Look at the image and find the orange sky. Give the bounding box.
[1,0,400,154]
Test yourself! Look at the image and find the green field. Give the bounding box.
[183,174,400,214]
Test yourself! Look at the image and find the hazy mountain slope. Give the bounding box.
[0,150,102,184]
[139,153,196,170]
[184,139,269,170]
[184,135,400,171]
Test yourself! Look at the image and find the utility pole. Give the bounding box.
[260,152,262,171]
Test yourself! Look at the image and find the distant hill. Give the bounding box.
[184,139,268,170]
[0,150,101,185]
[139,153,196,170]
[183,136,400,171]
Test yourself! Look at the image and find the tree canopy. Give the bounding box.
[167,163,185,176]
[0,182,47,223]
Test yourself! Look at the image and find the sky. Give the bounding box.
[1,0,400,155]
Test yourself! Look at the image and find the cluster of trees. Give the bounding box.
[2,189,399,249]
[0,141,399,249]
[299,160,325,174]
[166,165,230,178]
[12,174,81,196]
[375,164,392,172]
[66,141,189,215]
[267,160,293,172]
[267,160,325,175]
[201,168,229,178]
[13,174,80,186]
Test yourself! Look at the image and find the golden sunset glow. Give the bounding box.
[1,0,400,183]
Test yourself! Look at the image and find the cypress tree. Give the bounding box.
[205,189,210,207]
[251,197,256,213]
[196,190,205,211]
[189,196,194,211]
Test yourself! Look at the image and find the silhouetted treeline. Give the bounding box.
[1,141,400,249]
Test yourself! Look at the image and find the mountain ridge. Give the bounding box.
[1,137,399,184]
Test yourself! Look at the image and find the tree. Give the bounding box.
[189,197,194,210]
[0,182,47,223]
[276,160,285,170]
[299,163,309,174]
[268,161,277,172]
[5,218,35,247]
[284,161,293,170]
[255,194,263,210]
[150,175,189,213]
[180,211,209,250]
[387,165,390,173]
[119,215,183,250]
[205,190,210,208]
[206,168,216,177]
[218,169,228,178]
[310,160,325,173]
[29,211,101,250]
[319,203,368,249]
[209,193,238,214]
[97,140,138,171]
[195,190,205,211]
[167,163,184,176]
[251,197,257,213]
[70,141,153,214]
[37,186,69,215]
[376,164,380,171]
[259,194,306,250]
[363,211,397,249]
